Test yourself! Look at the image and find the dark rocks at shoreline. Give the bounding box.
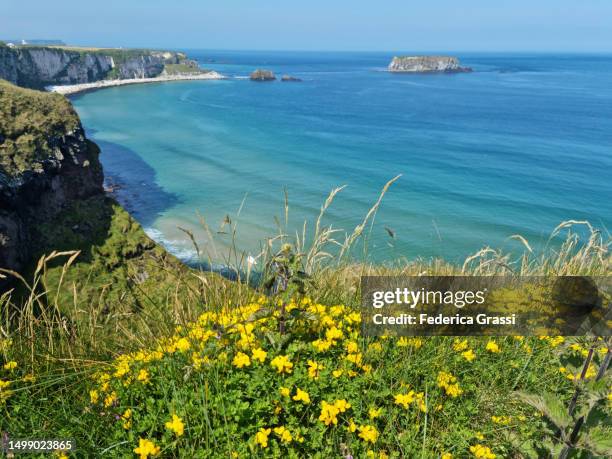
[388,56,472,73]
[250,69,276,81]
[281,75,302,82]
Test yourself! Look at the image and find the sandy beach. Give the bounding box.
[45,71,226,95]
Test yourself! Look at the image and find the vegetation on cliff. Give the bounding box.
[0,79,80,177]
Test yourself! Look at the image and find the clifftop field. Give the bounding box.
[0,82,611,457]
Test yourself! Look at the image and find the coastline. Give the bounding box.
[45,71,226,95]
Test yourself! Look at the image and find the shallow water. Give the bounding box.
[72,51,612,264]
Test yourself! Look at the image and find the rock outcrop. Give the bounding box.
[0,80,191,309]
[250,69,276,81]
[281,75,302,82]
[388,56,472,73]
[0,43,197,89]
[0,80,103,273]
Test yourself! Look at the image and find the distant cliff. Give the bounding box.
[388,56,472,73]
[0,44,199,89]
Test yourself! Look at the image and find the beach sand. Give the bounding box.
[46,71,226,95]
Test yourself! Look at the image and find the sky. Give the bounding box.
[3,0,612,52]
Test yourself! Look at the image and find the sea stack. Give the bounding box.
[250,69,276,81]
[281,75,302,82]
[388,56,472,73]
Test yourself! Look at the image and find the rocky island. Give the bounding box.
[388,56,472,73]
[281,75,302,82]
[250,69,276,81]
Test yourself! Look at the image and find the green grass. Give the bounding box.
[163,63,203,75]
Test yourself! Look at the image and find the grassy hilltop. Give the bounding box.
[0,81,610,458]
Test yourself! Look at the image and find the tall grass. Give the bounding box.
[1,177,609,369]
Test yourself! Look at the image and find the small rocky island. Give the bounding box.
[250,69,276,81]
[281,75,302,82]
[388,56,472,73]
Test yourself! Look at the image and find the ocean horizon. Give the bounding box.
[71,50,612,264]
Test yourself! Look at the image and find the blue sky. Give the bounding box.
[3,0,612,51]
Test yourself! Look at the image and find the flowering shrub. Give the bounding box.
[63,296,611,458]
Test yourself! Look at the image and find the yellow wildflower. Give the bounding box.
[415,392,427,412]
[280,386,291,397]
[89,389,99,404]
[334,399,351,413]
[442,453,453,459]
[103,392,117,408]
[491,415,512,425]
[462,349,476,361]
[232,352,251,368]
[255,427,272,448]
[548,336,565,347]
[347,418,358,432]
[137,369,150,384]
[319,401,341,426]
[332,369,343,378]
[453,339,469,352]
[134,438,160,459]
[292,388,311,404]
[251,347,267,363]
[270,355,293,374]
[175,337,191,352]
[369,407,383,419]
[358,425,379,443]
[312,339,333,352]
[325,326,343,342]
[273,426,292,444]
[409,338,423,349]
[346,352,363,365]
[394,391,416,408]
[470,444,496,458]
[307,360,323,379]
[437,371,463,397]
[165,414,185,436]
[122,408,132,429]
[3,361,17,371]
[485,341,500,353]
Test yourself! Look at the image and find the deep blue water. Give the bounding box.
[72,51,612,264]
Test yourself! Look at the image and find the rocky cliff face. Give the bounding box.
[0,80,103,273]
[0,80,192,316]
[388,56,472,73]
[0,44,191,89]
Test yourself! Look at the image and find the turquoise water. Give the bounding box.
[72,51,612,264]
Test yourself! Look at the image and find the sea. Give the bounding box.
[71,51,612,265]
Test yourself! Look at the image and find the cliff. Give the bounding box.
[0,81,190,313]
[388,56,472,73]
[0,43,199,89]
[0,80,103,272]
